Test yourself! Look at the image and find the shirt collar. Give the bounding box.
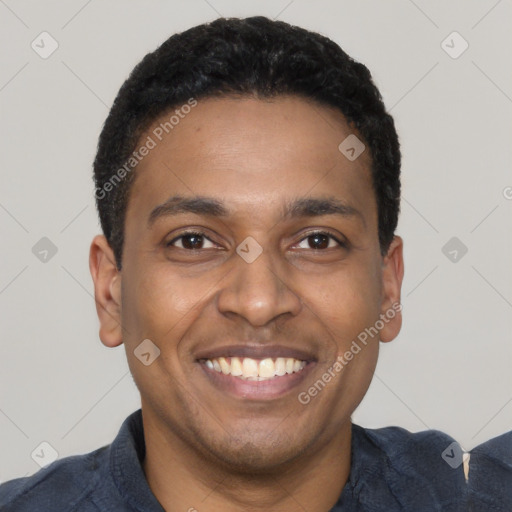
[108,410,467,511]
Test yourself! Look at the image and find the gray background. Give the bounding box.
[1,0,511,482]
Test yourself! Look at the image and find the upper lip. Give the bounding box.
[195,344,317,362]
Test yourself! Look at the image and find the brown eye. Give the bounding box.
[296,231,344,250]
[167,232,216,250]
[308,233,329,249]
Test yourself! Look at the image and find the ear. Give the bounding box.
[379,235,404,343]
[89,235,123,348]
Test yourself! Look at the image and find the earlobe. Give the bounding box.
[379,236,404,343]
[89,235,123,348]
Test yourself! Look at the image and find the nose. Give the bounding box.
[216,247,302,327]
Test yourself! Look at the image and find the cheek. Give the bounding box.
[303,264,382,345]
[119,264,206,400]
[120,261,219,345]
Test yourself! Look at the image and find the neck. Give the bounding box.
[141,410,352,512]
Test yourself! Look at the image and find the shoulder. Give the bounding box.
[470,429,512,461]
[468,430,512,511]
[347,424,468,511]
[0,446,111,511]
[354,423,460,460]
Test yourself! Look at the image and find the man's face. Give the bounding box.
[92,95,403,471]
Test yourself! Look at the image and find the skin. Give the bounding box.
[90,95,404,512]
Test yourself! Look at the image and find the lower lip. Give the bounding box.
[198,361,316,400]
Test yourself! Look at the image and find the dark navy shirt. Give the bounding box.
[0,409,501,511]
[467,430,512,512]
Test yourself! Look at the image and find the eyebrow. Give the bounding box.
[147,195,364,227]
[282,197,364,225]
[148,195,229,227]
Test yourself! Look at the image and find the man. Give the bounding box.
[1,15,496,511]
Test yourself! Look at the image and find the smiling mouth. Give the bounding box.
[198,356,307,381]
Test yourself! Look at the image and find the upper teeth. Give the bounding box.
[203,357,307,380]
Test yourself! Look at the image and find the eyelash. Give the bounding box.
[166,230,347,250]
[166,231,216,249]
[302,231,347,249]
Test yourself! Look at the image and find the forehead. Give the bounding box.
[126,95,374,225]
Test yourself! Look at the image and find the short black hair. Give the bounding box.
[93,16,401,269]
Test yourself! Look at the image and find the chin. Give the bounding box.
[201,429,312,475]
